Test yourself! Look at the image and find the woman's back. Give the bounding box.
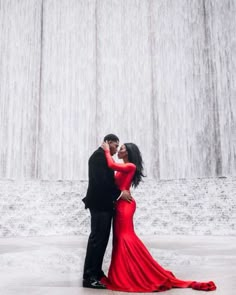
[101,145,216,292]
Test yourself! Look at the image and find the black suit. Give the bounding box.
[82,147,121,280]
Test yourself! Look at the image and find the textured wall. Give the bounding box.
[0,0,235,180]
[0,177,235,237]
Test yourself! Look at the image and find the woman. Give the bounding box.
[101,141,216,292]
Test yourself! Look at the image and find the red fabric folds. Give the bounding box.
[101,151,217,292]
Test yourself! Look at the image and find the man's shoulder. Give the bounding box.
[90,147,105,160]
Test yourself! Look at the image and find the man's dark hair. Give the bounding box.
[104,134,119,142]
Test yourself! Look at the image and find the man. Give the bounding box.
[82,134,132,289]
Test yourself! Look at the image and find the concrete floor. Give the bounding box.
[0,235,235,295]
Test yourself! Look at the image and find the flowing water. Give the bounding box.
[0,0,235,180]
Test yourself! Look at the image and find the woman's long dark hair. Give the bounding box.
[124,143,145,188]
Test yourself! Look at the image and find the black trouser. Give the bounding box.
[83,209,114,280]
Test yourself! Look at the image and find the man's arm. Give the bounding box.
[117,190,132,202]
[90,151,121,199]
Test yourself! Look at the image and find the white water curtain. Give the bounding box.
[0,0,235,180]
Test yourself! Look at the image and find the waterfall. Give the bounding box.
[0,0,235,180]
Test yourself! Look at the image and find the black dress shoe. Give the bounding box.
[83,278,106,289]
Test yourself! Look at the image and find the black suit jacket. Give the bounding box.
[82,147,121,211]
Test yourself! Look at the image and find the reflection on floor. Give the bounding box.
[0,235,235,295]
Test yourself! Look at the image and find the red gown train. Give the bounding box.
[101,150,216,292]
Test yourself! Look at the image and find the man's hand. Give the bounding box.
[120,190,132,203]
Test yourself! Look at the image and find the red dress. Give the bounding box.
[101,150,216,292]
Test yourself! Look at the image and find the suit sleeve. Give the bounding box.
[104,150,135,172]
[90,151,121,199]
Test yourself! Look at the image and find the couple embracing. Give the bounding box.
[82,134,216,292]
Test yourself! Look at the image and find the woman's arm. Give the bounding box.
[103,150,135,173]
